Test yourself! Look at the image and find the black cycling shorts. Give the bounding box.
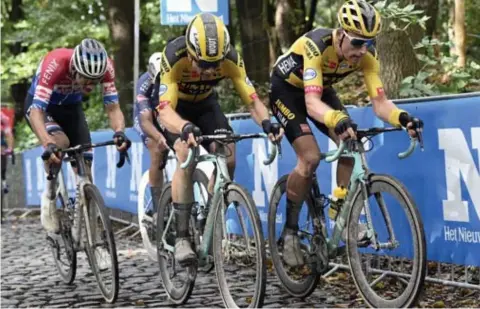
[24,94,92,160]
[161,93,232,150]
[269,74,346,144]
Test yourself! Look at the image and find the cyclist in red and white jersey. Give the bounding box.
[25,38,130,233]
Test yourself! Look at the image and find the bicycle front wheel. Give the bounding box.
[83,184,119,304]
[347,174,426,308]
[50,192,77,284]
[156,183,197,305]
[213,183,266,308]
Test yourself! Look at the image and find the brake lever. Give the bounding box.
[416,129,424,151]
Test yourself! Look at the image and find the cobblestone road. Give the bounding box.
[2,217,479,308]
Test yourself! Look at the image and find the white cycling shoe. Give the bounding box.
[41,191,60,233]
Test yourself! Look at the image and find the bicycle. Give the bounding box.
[268,127,427,308]
[156,131,278,308]
[137,151,210,261]
[44,139,130,303]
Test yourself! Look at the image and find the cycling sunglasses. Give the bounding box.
[344,32,376,48]
[194,58,221,70]
[72,70,103,83]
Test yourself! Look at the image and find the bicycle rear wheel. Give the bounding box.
[83,184,119,304]
[156,183,197,305]
[213,183,266,308]
[49,192,77,284]
[347,174,426,308]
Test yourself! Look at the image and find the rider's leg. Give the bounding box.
[172,138,197,264]
[41,130,69,233]
[207,142,236,193]
[146,137,168,212]
[281,135,321,266]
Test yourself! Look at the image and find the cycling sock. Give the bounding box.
[150,186,162,213]
[173,202,193,238]
[285,199,301,231]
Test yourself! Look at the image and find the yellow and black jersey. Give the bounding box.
[157,36,257,110]
[271,28,384,98]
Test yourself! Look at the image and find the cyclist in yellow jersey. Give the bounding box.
[155,13,284,265]
[269,0,424,267]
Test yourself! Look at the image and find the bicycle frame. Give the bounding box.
[313,134,417,257]
[52,153,94,249]
[162,149,231,266]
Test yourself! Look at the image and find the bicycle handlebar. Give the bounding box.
[324,127,421,163]
[43,138,131,181]
[180,132,280,169]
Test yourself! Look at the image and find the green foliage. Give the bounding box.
[14,118,39,151]
[375,1,430,32]
[1,0,110,96]
[399,38,480,98]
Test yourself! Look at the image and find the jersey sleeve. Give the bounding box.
[302,37,324,95]
[156,51,180,111]
[31,52,66,111]
[102,58,119,105]
[360,47,384,98]
[135,72,153,114]
[223,48,257,106]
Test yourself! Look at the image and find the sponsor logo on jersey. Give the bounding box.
[159,84,168,96]
[305,40,320,57]
[274,99,296,120]
[303,68,317,81]
[277,56,297,75]
[300,123,311,133]
[41,59,59,85]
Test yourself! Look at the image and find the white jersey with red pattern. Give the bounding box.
[27,48,119,111]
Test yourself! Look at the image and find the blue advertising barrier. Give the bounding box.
[22,93,480,267]
[160,0,229,25]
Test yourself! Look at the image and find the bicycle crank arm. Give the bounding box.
[376,240,400,250]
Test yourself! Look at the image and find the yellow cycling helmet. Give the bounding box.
[337,0,381,38]
[185,13,230,66]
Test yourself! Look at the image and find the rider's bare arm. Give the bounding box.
[140,111,165,142]
[157,105,189,134]
[247,97,271,126]
[105,103,125,132]
[305,93,335,124]
[29,109,56,148]
[361,51,407,128]
[371,95,400,123]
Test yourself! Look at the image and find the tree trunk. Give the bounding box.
[376,0,435,98]
[106,0,134,124]
[304,0,318,33]
[275,0,306,51]
[454,0,466,67]
[236,0,270,83]
[377,30,420,98]
[7,0,28,121]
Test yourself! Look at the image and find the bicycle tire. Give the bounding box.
[347,174,426,308]
[213,182,266,308]
[83,184,119,304]
[156,182,197,305]
[139,169,210,262]
[51,192,77,285]
[267,174,320,298]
